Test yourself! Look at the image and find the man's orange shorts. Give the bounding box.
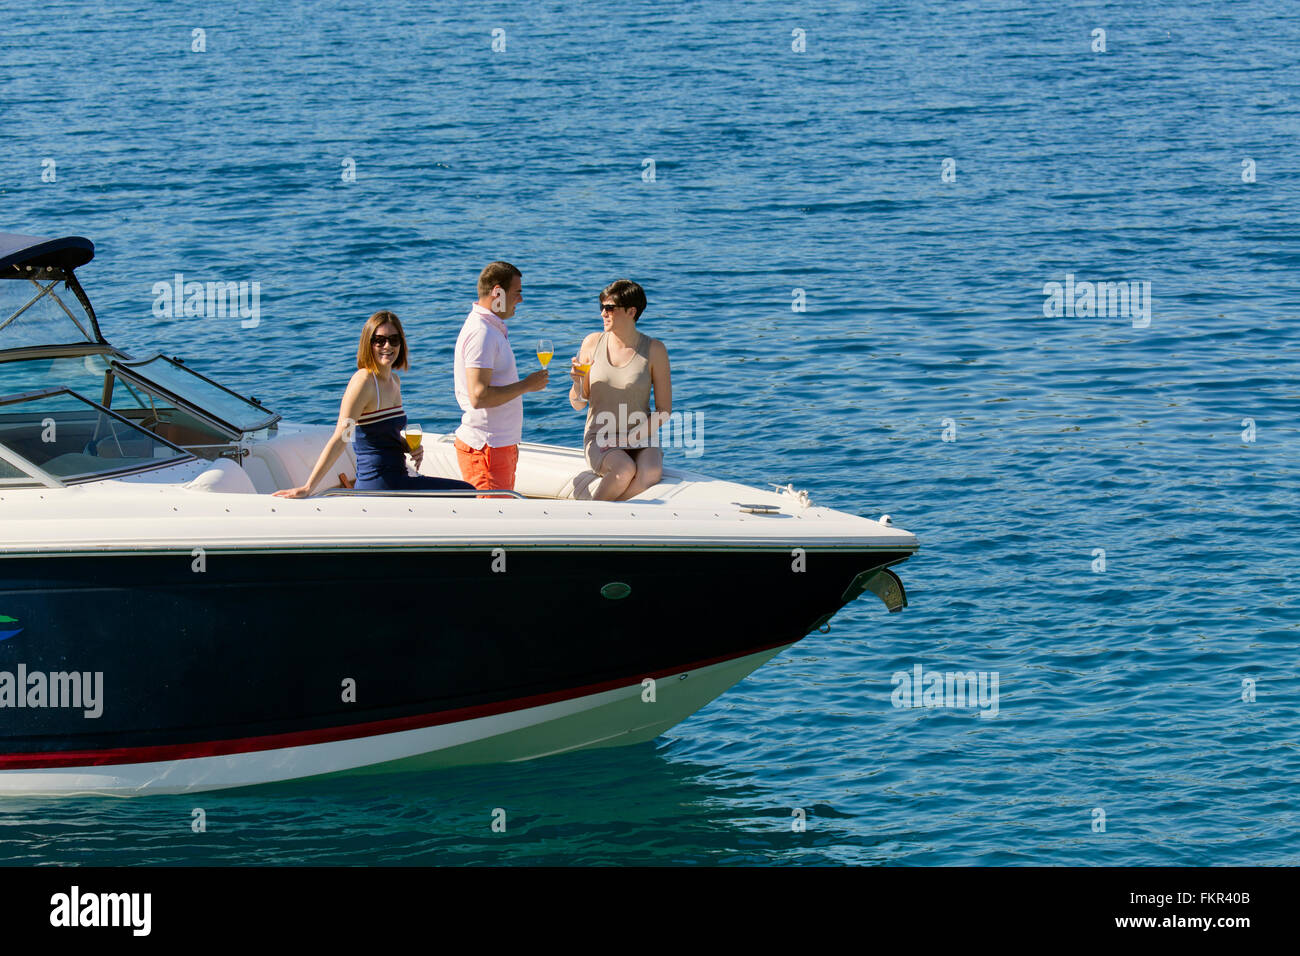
[455,438,518,495]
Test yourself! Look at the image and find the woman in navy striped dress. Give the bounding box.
[274,311,473,498]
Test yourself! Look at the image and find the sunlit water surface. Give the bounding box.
[1,0,1297,865]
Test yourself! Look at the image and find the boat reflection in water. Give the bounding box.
[0,233,918,795]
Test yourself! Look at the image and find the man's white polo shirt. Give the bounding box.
[453,304,522,449]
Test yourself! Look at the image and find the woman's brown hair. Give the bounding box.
[356,310,410,373]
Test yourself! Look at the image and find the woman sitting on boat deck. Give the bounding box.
[274,310,474,498]
[569,280,672,501]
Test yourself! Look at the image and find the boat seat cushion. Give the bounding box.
[561,470,599,500]
[244,427,356,494]
[418,437,596,499]
[182,457,258,494]
[416,436,679,500]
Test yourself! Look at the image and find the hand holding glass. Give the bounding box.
[571,354,591,398]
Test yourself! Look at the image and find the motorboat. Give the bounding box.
[0,232,918,795]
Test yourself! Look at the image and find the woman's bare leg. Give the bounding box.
[618,446,663,500]
[593,448,635,500]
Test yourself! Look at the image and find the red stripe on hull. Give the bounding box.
[0,638,794,770]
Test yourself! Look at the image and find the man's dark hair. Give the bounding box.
[478,261,522,299]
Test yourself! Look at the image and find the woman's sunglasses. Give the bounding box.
[372,334,402,347]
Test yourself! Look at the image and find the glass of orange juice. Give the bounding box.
[536,339,553,368]
[404,423,423,453]
[571,353,591,399]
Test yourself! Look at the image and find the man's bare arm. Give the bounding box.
[465,365,548,408]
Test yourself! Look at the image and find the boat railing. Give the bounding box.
[320,488,527,499]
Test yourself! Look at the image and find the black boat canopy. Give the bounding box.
[0,232,103,352]
[0,233,94,273]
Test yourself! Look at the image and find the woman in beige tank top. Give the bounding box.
[568,279,672,501]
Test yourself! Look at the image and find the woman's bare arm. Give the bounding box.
[648,338,672,435]
[273,371,371,498]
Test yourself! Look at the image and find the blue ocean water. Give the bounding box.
[1,0,1298,865]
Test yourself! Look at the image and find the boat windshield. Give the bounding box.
[0,267,276,456]
[0,273,96,349]
[0,388,193,487]
[0,352,125,401]
[112,354,278,434]
[0,350,278,457]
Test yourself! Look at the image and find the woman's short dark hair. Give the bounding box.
[600,279,647,322]
[356,310,409,373]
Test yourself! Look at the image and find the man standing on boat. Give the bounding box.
[453,261,548,491]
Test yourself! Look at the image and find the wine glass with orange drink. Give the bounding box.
[403,424,423,472]
[570,347,592,399]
